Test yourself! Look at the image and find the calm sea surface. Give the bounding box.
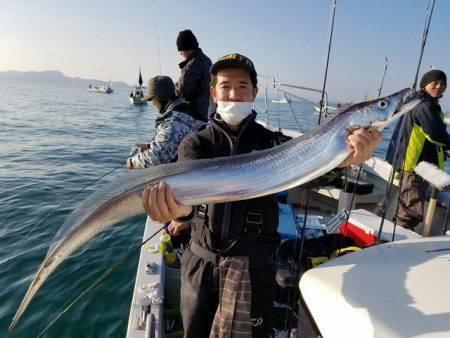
[0,80,448,337]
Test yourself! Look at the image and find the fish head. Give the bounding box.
[345,88,420,130]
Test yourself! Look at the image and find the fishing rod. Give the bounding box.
[97,105,135,129]
[317,0,337,126]
[378,0,437,242]
[9,165,124,259]
[37,222,165,337]
[153,0,162,74]
[412,0,436,92]
[377,57,389,99]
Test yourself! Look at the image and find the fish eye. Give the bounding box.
[377,100,388,109]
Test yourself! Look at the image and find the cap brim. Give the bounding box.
[211,59,257,79]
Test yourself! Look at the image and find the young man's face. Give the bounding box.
[424,80,446,99]
[179,50,193,59]
[211,67,258,103]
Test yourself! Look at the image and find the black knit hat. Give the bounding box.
[420,69,447,89]
[176,30,199,51]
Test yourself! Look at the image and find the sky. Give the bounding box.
[1,0,449,109]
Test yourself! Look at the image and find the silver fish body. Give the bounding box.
[10,88,418,330]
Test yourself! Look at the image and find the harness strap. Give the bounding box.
[190,242,273,268]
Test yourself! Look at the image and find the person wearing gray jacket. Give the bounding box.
[176,30,212,121]
[127,75,204,169]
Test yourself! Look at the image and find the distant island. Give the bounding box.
[0,70,131,88]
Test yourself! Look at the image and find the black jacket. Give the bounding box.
[177,112,342,258]
[386,92,450,171]
[176,48,212,121]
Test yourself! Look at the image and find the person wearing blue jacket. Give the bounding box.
[386,69,449,229]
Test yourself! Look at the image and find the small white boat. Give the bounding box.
[271,97,290,104]
[129,68,147,105]
[129,89,147,105]
[89,84,113,94]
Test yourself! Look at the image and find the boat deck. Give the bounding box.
[126,217,165,338]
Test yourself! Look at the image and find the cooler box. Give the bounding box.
[278,203,327,240]
[339,209,421,246]
[278,203,298,239]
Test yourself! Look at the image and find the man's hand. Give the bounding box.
[142,181,193,223]
[139,144,150,151]
[168,221,189,236]
[338,127,382,168]
[126,158,133,170]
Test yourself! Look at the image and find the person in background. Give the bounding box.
[386,69,449,230]
[126,75,204,169]
[176,29,212,121]
[142,54,382,337]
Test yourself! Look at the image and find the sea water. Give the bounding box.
[0,79,448,337]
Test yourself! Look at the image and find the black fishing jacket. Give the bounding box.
[386,93,450,171]
[177,111,342,258]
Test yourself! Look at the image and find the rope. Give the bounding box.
[37,223,165,337]
[153,0,162,75]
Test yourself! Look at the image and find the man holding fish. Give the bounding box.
[142,54,382,337]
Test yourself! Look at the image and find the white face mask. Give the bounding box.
[216,101,254,125]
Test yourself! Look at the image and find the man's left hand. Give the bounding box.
[338,127,382,168]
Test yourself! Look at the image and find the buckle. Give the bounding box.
[246,212,263,225]
[197,204,207,219]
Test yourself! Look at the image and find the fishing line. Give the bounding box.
[284,92,303,133]
[274,76,281,131]
[153,0,162,74]
[443,202,450,235]
[97,105,135,129]
[317,0,337,126]
[379,0,436,241]
[338,164,363,251]
[285,0,337,330]
[9,165,124,259]
[37,223,165,338]
[283,188,310,332]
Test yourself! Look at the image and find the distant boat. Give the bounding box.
[129,67,147,105]
[271,97,290,104]
[89,84,113,94]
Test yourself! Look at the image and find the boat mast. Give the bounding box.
[138,66,143,87]
[317,0,337,125]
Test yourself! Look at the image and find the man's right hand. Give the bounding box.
[168,221,189,236]
[142,181,193,223]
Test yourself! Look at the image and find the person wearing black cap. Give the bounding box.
[126,75,204,169]
[176,29,212,121]
[387,69,449,230]
[142,54,381,337]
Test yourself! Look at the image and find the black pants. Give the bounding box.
[180,248,275,338]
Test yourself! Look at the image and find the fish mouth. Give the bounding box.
[387,88,419,121]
